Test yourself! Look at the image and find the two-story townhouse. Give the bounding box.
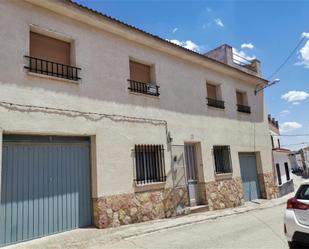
[268,115,294,197]
[0,0,278,246]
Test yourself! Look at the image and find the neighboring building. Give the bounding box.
[299,146,309,175]
[268,115,294,197]
[289,151,304,172]
[0,0,277,246]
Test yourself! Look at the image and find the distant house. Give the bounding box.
[289,151,304,172]
[268,115,294,196]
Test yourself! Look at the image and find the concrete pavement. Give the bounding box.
[6,194,293,249]
[6,174,305,249]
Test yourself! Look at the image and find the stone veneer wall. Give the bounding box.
[205,177,244,210]
[258,172,279,199]
[92,186,188,229]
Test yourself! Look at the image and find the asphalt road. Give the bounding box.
[102,204,289,249]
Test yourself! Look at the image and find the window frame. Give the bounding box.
[213,145,233,175]
[133,144,166,185]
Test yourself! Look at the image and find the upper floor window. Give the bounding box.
[128,60,159,96]
[206,83,224,109]
[236,91,251,114]
[213,146,232,174]
[24,31,81,81]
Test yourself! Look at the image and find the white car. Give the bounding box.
[285,180,309,248]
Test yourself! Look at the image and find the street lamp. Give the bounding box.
[254,79,280,95]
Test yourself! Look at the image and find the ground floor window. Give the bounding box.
[134,144,166,184]
[276,163,282,185]
[213,146,232,174]
[284,162,290,181]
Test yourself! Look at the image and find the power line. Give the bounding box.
[267,32,308,79]
[281,142,309,147]
[272,134,309,137]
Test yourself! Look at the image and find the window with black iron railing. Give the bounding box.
[206,98,225,109]
[237,104,251,114]
[24,56,81,81]
[128,79,160,96]
[134,144,166,185]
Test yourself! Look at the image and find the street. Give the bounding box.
[100,204,289,249]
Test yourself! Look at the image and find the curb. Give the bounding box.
[121,196,290,240]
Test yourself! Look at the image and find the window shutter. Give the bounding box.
[207,83,217,99]
[129,61,151,83]
[236,91,244,105]
[30,32,71,65]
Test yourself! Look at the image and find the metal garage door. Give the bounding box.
[0,135,92,246]
[239,153,260,202]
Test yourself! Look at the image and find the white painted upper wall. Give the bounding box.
[0,0,273,197]
[273,151,291,185]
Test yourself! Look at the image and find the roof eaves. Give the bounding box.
[63,0,268,83]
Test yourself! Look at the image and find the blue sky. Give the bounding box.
[75,0,309,150]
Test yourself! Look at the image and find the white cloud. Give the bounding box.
[292,102,300,105]
[280,122,302,133]
[302,32,309,38]
[168,39,201,52]
[297,40,309,68]
[281,91,309,102]
[214,18,224,27]
[241,43,254,49]
[280,110,290,116]
[232,48,256,65]
[172,28,178,33]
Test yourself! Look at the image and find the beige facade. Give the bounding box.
[0,0,277,233]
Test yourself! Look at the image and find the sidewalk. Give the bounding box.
[6,190,295,249]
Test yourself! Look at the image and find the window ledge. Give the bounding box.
[134,182,166,193]
[27,72,80,84]
[214,173,233,181]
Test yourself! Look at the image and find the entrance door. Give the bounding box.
[184,143,199,206]
[239,153,260,201]
[0,135,92,246]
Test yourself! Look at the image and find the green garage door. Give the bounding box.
[239,153,261,202]
[0,135,92,246]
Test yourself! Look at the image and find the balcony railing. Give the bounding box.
[128,79,160,96]
[206,98,225,109]
[24,56,81,81]
[237,104,251,114]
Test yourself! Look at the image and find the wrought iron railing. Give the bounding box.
[128,79,160,96]
[206,97,225,109]
[24,56,81,81]
[237,104,251,114]
[134,144,166,185]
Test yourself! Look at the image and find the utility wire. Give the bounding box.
[267,32,308,79]
[281,142,309,147]
[272,134,309,137]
